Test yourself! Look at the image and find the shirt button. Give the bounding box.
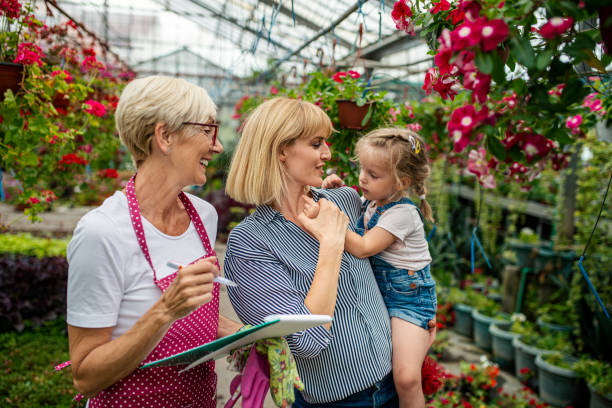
[410,282,417,289]
[408,270,415,276]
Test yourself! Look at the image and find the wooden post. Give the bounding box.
[557,145,581,244]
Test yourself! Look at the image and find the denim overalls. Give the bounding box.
[357,197,437,330]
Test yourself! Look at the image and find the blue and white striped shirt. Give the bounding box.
[224,187,393,404]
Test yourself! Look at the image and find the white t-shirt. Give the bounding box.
[363,202,432,271]
[66,190,218,340]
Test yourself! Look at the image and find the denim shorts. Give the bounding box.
[371,258,437,331]
[292,372,398,408]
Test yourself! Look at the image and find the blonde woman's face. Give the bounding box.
[280,132,331,189]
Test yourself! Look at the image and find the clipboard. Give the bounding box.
[140,314,331,371]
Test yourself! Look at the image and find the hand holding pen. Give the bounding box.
[167,260,238,287]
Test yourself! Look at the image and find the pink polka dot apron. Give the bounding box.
[89,175,220,407]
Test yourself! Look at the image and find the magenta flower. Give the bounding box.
[389,107,401,122]
[509,161,527,175]
[52,69,73,83]
[539,17,573,39]
[521,133,551,162]
[84,100,106,117]
[1,0,22,19]
[463,71,491,104]
[458,0,481,22]
[391,0,415,35]
[269,85,279,95]
[449,104,479,135]
[451,21,482,51]
[430,0,450,14]
[451,129,471,152]
[478,18,508,51]
[13,42,44,66]
[434,29,453,74]
[467,147,488,177]
[348,70,361,79]
[332,71,347,83]
[565,114,582,129]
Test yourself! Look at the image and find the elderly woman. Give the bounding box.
[66,75,241,407]
[224,97,398,407]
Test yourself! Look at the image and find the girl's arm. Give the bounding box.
[344,227,397,258]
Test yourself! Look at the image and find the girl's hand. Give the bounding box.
[161,257,216,321]
[321,174,345,189]
[298,196,348,246]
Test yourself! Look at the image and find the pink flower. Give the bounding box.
[404,103,415,118]
[392,0,415,35]
[423,68,438,95]
[84,99,106,117]
[430,0,450,15]
[566,114,582,129]
[449,104,478,134]
[1,0,21,19]
[522,133,551,162]
[269,85,278,95]
[467,147,488,177]
[451,21,482,51]
[407,123,422,132]
[348,70,360,79]
[478,18,508,51]
[433,74,460,100]
[389,107,401,122]
[463,71,491,104]
[82,55,105,71]
[13,42,44,66]
[447,8,465,25]
[332,71,347,83]
[458,0,481,22]
[27,196,40,205]
[52,69,73,83]
[539,17,573,39]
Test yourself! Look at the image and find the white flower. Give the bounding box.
[511,313,526,322]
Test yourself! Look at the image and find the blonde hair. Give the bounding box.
[355,127,434,222]
[115,75,217,168]
[226,97,333,206]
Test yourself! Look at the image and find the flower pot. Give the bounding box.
[336,99,374,130]
[588,383,612,408]
[533,248,553,273]
[471,309,509,351]
[535,354,587,407]
[536,316,574,334]
[454,303,474,338]
[509,241,536,269]
[489,323,520,370]
[0,62,24,99]
[513,336,550,390]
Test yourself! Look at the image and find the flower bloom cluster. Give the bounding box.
[59,153,88,166]
[332,70,360,83]
[0,0,21,18]
[391,0,415,35]
[52,69,73,83]
[13,42,45,66]
[538,17,573,39]
[82,55,105,71]
[98,168,118,179]
[84,99,106,117]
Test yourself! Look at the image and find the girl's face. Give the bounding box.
[358,145,401,205]
[280,132,331,189]
[171,119,224,186]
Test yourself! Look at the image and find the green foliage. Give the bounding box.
[0,318,81,407]
[574,358,612,395]
[541,352,575,370]
[512,319,574,353]
[0,233,69,257]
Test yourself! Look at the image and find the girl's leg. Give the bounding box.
[391,317,431,408]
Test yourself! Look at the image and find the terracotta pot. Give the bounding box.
[0,62,24,99]
[600,6,612,55]
[336,99,375,130]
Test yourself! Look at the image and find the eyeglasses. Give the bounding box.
[182,121,219,145]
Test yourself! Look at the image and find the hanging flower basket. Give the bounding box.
[336,99,375,130]
[0,62,24,100]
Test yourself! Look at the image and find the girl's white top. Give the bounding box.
[66,191,217,340]
[363,202,432,271]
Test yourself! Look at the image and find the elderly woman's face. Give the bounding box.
[280,130,331,188]
[171,119,223,186]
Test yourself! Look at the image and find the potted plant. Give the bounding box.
[447,287,476,338]
[489,313,523,370]
[535,352,587,407]
[536,300,576,334]
[330,70,377,130]
[471,296,510,352]
[0,0,32,98]
[573,358,612,408]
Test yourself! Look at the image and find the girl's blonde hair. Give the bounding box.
[115,75,217,168]
[355,127,434,222]
[225,97,333,206]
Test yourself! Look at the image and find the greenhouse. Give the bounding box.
[0,0,610,407]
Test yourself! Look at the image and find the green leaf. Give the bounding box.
[561,78,588,106]
[508,146,525,163]
[510,36,536,69]
[475,51,494,75]
[486,135,507,161]
[546,127,573,145]
[512,78,527,95]
[361,104,374,127]
[355,97,366,107]
[492,55,506,83]
[536,50,554,71]
[506,54,516,71]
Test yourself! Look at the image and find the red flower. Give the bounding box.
[463,71,491,104]
[269,85,279,95]
[52,69,73,83]
[82,47,96,57]
[447,8,465,25]
[451,21,482,51]
[435,29,454,74]
[13,42,45,66]
[99,168,119,179]
[348,70,360,79]
[421,356,447,395]
[332,71,347,83]
[0,0,21,18]
[392,0,415,35]
[458,0,481,22]
[59,153,88,167]
[27,196,40,205]
[539,17,573,39]
[463,400,473,408]
[430,0,450,15]
[449,104,478,134]
[478,18,508,51]
[84,99,106,117]
[82,55,105,71]
[566,114,582,129]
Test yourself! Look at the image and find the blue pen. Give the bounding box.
[166,260,238,287]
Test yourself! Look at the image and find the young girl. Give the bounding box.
[305,127,436,408]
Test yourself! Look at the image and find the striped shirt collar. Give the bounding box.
[252,188,323,223]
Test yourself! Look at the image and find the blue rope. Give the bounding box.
[470,230,475,274]
[361,75,373,98]
[0,168,5,202]
[473,227,492,269]
[61,57,65,69]
[427,224,436,242]
[86,163,91,179]
[251,15,265,54]
[268,1,282,46]
[291,0,295,26]
[578,257,610,318]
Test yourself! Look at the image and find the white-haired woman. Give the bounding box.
[65,75,241,407]
[224,97,398,407]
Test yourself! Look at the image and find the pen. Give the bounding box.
[166,260,238,287]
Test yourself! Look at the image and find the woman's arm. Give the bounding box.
[344,227,397,259]
[68,258,216,396]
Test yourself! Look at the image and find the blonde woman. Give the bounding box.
[66,76,241,407]
[224,97,398,407]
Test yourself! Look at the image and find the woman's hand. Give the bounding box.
[321,174,345,189]
[161,257,217,321]
[298,196,348,246]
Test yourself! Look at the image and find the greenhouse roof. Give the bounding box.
[42,0,432,105]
